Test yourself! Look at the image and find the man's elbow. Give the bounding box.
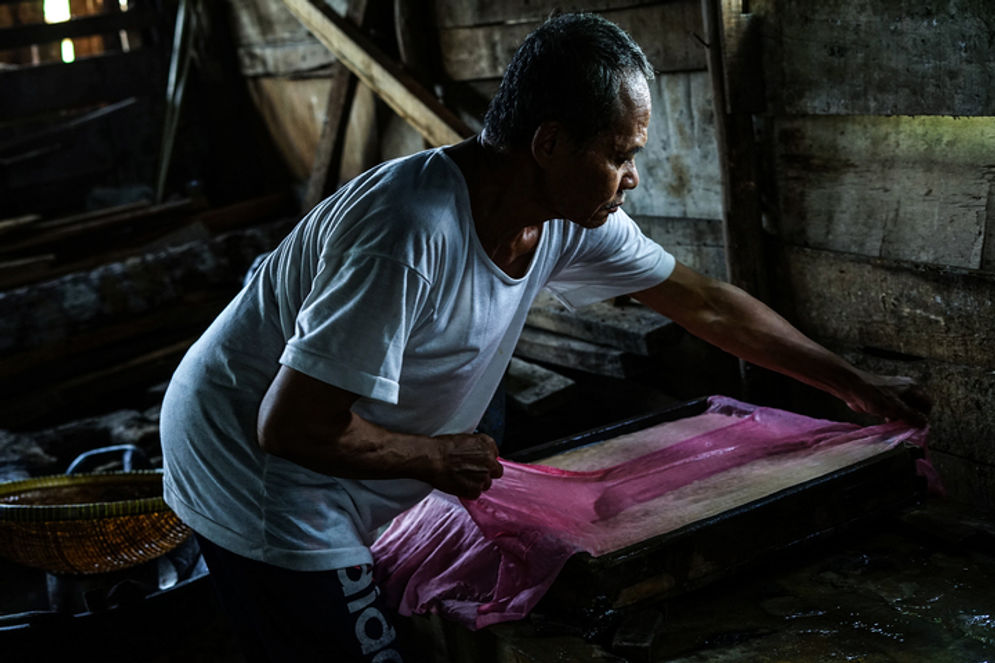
[257,412,293,457]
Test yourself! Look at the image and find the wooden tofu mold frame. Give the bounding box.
[508,398,926,634]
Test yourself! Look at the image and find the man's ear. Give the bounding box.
[531,121,560,168]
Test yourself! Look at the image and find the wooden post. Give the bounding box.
[700,0,768,299]
[701,0,774,400]
[300,0,368,212]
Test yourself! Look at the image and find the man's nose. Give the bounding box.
[621,162,639,190]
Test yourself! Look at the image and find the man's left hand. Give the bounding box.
[843,372,932,427]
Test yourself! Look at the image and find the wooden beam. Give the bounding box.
[0,198,196,257]
[0,338,196,430]
[281,0,471,147]
[432,0,648,27]
[437,2,706,82]
[301,0,368,212]
[701,0,767,296]
[768,0,995,116]
[526,292,683,357]
[506,357,576,416]
[514,327,647,379]
[780,246,995,370]
[701,0,771,400]
[774,115,995,271]
[0,49,159,119]
[0,6,156,50]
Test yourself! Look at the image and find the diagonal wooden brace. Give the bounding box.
[282,0,472,150]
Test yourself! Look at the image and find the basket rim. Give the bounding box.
[0,470,169,523]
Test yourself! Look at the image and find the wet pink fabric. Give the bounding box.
[372,396,935,629]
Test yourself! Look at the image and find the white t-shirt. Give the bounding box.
[161,148,675,571]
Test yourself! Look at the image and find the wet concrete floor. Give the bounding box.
[652,499,995,662]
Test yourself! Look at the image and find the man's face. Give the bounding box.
[544,76,651,228]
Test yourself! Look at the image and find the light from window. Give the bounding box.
[43,0,75,63]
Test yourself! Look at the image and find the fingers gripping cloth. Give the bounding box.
[371,396,937,630]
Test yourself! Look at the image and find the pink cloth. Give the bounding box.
[372,396,935,629]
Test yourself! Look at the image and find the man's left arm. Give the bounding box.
[631,261,931,425]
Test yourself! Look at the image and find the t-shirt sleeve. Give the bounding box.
[545,211,676,309]
[280,251,432,404]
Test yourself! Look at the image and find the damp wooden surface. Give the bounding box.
[774,115,995,271]
[759,0,995,116]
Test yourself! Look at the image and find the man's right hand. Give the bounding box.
[430,433,504,499]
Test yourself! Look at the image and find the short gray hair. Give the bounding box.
[482,13,654,150]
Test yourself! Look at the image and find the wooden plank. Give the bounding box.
[0,254,54,288]
[716,0,764,114]
[229,0,321,47]
[2,127,117,188]
[635,215,726,279]
[0,338,196,430]
[0,197,290,290]
[432,0,651,27]
[0,6,156,50]
[0,198,195,257]
[514,326,646,379]
[436,1,706,82]
[337,82,380,182]
[228,0,336,76]
[778,246,995,370]
[235,41,337,77]
[831,346,995,468]
[0,49,159,118]
[32,200,149,230]
[0,96,136,155]
[702,0,768,300]
[624,71,723,221]
[775,115,995,270]
[505,357,576,416]
[0,290,231,389]
[526,292,682,356]
[245,76,332,180]
[302,0,368,211]
[984,184,995,272]
[281,0,471,146]
[0,213,41,237]
[763,0,995,116]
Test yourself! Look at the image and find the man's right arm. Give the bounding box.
[256,365,503,499]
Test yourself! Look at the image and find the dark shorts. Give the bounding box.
[196,534,412,662]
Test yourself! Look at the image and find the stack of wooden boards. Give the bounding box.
[0,195,293,430]
[507,292,684,416]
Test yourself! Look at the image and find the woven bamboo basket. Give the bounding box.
[0,471,191,575]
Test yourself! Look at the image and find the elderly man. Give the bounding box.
[160,11,927,662]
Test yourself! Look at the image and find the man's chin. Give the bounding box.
[587,210,615,227]
[564,208,614,229]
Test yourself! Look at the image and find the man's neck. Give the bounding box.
[446,136,549,277]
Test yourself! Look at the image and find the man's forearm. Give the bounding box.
[256,365,503,497]
[682,280,857,399]
[258,406,438,482]
[633,263,929,423]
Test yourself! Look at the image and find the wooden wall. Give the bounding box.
[747,0,995,509]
